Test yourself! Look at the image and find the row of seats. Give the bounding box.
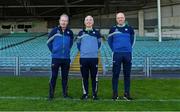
[0,34,78,67]
[100,39,180,70]
[0,32,45,49]
[0,34,180,70]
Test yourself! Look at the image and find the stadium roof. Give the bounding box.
[0,0,180,19]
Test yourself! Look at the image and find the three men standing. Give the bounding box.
[47,12,134,101]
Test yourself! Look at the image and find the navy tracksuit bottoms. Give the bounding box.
[112,52,132,96]
[49,58,70,97]
[80,58,98,96]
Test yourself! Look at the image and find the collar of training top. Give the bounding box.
[116,23,127,28]
[83,28,96,34]
[57,25,71,35]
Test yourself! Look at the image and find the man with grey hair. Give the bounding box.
[47,14,74,100]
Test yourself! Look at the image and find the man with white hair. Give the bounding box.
[77,15,101,100]
[47,14,74,100]
[108,12,135,101]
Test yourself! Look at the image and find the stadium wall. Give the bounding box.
[0,20,47,33]
[68,4,180,36]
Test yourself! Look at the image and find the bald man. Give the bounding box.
[108,12,135,101]
[47,14,74,100]
[77,15,101,100]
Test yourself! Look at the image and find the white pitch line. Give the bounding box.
[0,96,46,100]
[0,96,180,102]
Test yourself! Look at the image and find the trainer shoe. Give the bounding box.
[123,93,133,101]
[81,94,88,100]
[92,94,99,100]
[63,95,73,99]
[112,93,119,101]
[48,95,54,101]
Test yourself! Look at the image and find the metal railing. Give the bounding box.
[0,57,180,77]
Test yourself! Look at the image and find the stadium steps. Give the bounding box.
[70,52,103,74]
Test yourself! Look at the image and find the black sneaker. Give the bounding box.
[63,95,73,99]
[112,93,119,101]
[93,94,99,100]
[81,94,88,100]
[48,95,54,101]
[123,94,133,101]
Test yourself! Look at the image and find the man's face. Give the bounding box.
[116,13,125,25]
[84,16,94,28]
[59,16,69,28]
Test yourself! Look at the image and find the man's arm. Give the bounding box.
[69,30,74,49]
[96,30,102,49]
[77,31,82,51]
[47,27,57,52]
[129,26,135,47]
[108,27,114,50]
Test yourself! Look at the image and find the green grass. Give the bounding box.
[0,76,180,111]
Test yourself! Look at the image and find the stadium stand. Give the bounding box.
[0,33,180,75]
[0,33,78,68]
[100,37,180,73]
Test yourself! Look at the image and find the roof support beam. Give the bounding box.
[15,0,36,15]
[38,0,84,16]
[64,0,70,15]
[0,5,105,8]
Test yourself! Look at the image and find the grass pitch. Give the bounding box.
[0,76,180,111]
